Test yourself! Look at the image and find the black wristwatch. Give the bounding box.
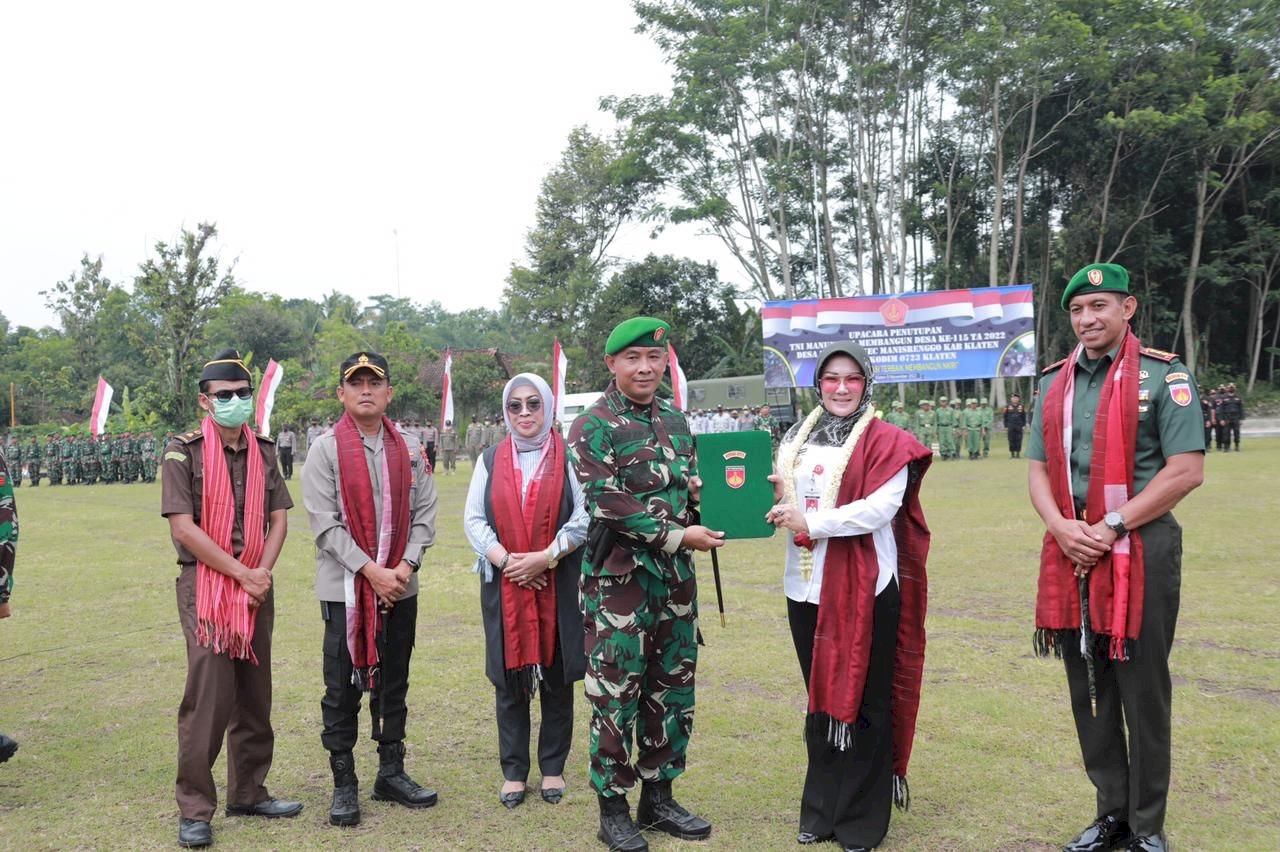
[1103,511,1128,537]
[405,556,421,573]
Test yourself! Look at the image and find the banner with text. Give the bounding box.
[763,285,1036,387]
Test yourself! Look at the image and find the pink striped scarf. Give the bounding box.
[196,416,266,662]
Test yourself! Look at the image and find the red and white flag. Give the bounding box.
[91,376,113,436]
[552,337,569,424]
[440,350,454,430]
[668,344,688,412]
[255,359,284,436]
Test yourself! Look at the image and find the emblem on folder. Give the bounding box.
[722,449,747,489]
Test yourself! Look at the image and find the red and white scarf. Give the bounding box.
[1036,329,1145,660]
[490,432,565,698]
[334,413,411,691]
[196,416,266,662]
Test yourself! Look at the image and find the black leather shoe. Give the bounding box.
[329,751,361,827]
[0,734,17,764]
[637,780,712,841]
[1126,835,1168,852]
[797,831,834,844]
[598,794,648,851]
[372,741,438,808]
[541,785,565,804]
[1064,815,1133,852]
[500,789,526,809]
[226,797,303,818]
[177,818,212,848]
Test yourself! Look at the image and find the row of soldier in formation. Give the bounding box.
[1,431,162,486]
[1201,382,1246,452]
[685,405,775,436]
[881,395,1029,460]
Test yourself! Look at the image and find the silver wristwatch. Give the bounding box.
[1103,511,1128,536]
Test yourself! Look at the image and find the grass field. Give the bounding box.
[1,438,1277,851]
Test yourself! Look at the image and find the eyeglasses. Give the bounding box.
[506,397,543,414]
[819,374,866,393]
[206,387,253,402]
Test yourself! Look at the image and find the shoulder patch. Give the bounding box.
[164,450,188,462]
[176,430,202,445]
[1042,357,1068,374]
[1139,346,1178,363]
[1165,371,1189,384]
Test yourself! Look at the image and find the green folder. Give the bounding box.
[695,430,776,539]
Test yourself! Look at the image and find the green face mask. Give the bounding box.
[210,395,254,428]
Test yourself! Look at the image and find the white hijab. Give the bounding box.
[502,372,555,452]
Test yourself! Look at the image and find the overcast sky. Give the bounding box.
[0,1,736,330]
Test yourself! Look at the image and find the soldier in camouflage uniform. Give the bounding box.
[25,437,41,486]
[4,437,21,488]
[82,436,99,484]
[884,399,911,431]
[0,449,18,764]
[141,431,157,482]
[125,431,141,483]
[99,434,115,483]
[46,435,62,485]
[568,317,725,852]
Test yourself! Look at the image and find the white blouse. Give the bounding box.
[782,441,909,603]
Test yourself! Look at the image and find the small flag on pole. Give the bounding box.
[668,344,688,412]
[552,338,568,424]
[91,376,113,436]
[256,359,284,437]
[440,350,454,430]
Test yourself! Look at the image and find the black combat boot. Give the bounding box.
[329,751,361,826]
[0,734,18,764]
[598,794,648,851]
[372,741,438,808]
[637,780,712,840]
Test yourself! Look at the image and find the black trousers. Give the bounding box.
[788,579,900,850]
[425,443,437,471]
[495,643,575,782]
[1063,513,1181,836]
[278,448,294,479]
[320,596,418,753]
[1008,427,1024,454]
[1225,420,1240,448]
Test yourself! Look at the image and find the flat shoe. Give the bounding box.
[500,789,526,809]
[798,831,834,844]
[226,797,303,818]
[541,786,565,804]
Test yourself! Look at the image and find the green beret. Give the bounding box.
[605,317,671,355]
[1062,262,1130,309]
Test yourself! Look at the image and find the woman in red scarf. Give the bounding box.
[464,373,589,809]
[767,342,933,852]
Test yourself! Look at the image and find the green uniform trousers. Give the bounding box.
[582,567,699,797]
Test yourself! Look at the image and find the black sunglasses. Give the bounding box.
[506,397,543,414]
[206,387,254,402]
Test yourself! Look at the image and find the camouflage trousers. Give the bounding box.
[582,568,699,797]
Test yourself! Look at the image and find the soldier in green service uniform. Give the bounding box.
[914,399,937,451]
[568,317,725,852]
[934,396,955,459]
[4,437,21,488]
[962,398,984,459]
[884,399,911,431]
[1027,263,1203,852]
[980,399,994,457]
[753,404,776,444]
[25,437,41,486]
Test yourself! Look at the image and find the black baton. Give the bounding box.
[711,548,726,628]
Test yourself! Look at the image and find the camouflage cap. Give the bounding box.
[1062,262,1130,309]
[605,317,671,355]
